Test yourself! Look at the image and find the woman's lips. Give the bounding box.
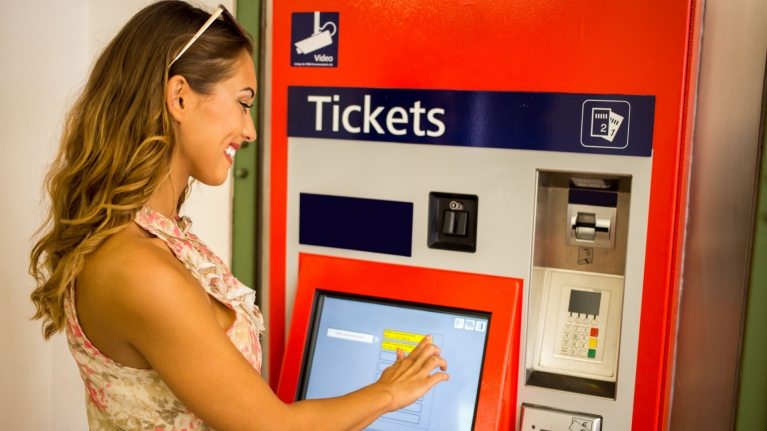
[224,143,240,164]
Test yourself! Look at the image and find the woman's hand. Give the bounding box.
[374,335,449,411]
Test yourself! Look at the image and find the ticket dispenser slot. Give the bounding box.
[567,195,617,249]
[525,171,631,400]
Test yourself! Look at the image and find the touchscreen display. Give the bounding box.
[299,294,491,431]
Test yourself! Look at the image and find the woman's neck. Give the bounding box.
[145,165,190,218]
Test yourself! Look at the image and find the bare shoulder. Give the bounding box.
[77,221,209,354]
[81,221,203,301]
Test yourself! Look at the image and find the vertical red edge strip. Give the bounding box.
[267,125,286,389]
[268,46,288,390]
[498,288,522,431]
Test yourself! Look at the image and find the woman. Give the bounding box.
[29,2,448,430]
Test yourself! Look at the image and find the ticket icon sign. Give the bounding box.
[581,100,631,149]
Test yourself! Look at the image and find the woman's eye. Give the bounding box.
[239,101,253,112]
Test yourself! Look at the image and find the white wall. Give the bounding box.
[0,1,234,429]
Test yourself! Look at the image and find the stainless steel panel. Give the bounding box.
[520,404,602,431]
[670,0,767,428]
[536,173,631,276]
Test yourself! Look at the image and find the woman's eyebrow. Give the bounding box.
[240,87,255,98]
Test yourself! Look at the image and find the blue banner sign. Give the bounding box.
[287,86,655,157]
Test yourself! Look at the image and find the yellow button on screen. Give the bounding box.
[588,338,598,348]
[381,340,417,354]
[383,330,428,344]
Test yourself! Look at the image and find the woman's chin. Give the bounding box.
[193,170,229,187]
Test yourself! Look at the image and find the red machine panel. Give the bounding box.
[277,254,522,430]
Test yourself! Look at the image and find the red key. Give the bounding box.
[590,328,599,337]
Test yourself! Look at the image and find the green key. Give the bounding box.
[588,349,597,359]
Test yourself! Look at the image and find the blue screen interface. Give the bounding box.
[300,295,490,431]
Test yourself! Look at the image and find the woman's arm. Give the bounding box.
[101,241,447,431]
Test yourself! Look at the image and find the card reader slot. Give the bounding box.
[526,370,616,398]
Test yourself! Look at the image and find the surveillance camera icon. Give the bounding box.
[295,11,337,55]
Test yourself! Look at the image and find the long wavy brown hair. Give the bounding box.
[30,1,254,339]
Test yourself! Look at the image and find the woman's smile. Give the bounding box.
[225,142,240,164]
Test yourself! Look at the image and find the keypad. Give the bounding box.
[560,322,598,360]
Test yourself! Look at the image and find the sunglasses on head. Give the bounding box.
[169,4,246,68]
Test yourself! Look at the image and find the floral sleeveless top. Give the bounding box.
[64,206,265,430]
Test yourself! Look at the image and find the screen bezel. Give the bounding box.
[296,290,492,431]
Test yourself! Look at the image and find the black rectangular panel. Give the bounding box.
[568,189,618,208]
[299,193,413,257]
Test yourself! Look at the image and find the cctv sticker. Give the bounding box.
[291,12,339,67]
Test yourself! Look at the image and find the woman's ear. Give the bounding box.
[166,75,191,123]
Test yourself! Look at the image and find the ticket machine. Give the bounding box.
[264,1,699,429]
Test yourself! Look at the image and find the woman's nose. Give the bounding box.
[243,114,256,142]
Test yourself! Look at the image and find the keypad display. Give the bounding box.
[559,321,599,359]
[536,274,622,382]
